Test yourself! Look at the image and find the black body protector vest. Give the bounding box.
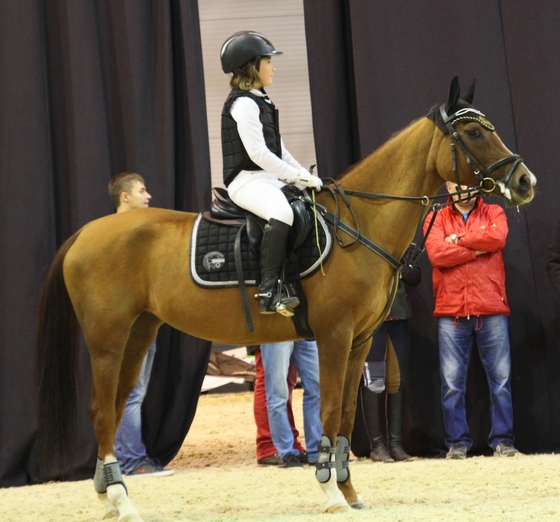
[221,89,282,187]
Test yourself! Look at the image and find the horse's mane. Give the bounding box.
[335,115,431,181]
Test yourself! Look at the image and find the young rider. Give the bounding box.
[220,30,323,316]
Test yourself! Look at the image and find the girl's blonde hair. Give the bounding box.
[229,58,269,90]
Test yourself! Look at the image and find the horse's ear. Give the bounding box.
[446,76,460,112]
[463,79,476,105]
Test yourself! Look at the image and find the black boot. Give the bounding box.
[361,387,394,463]
[257,218,300,316]
[387,391,413,462]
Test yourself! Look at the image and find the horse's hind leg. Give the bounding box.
[88,313,160,522]
[114,313,163,430]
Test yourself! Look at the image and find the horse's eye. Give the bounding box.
[466,128,480,137]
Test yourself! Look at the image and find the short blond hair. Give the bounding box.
[108,172,145,209]
[229,59,266,91]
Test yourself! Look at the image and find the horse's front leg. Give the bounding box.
[315,336,352,514]
[318,432,365,510]
[335,341,371,509]
[315,433,349,513]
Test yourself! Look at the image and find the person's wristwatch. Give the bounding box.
[450,234,458,244]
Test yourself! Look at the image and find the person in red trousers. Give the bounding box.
[252,346,308,465]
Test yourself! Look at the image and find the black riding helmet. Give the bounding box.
[220,31,282,76]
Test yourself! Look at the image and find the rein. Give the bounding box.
[307,178,474,268]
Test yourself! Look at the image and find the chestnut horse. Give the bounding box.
[36,77,535,521]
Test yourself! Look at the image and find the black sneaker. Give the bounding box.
[257,453,283,466]
[446,444,467,460]
[493,442,520,457]
[298,451,309,464]
[128,458,175,477]
[282,454,303,468]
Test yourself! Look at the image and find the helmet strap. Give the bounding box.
[233,66,250,78]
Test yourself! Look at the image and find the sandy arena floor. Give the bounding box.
[1,390,559,522]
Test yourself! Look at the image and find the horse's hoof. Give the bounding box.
[325,502,351,514]
[118,515,144,522]
[348,494,366,509]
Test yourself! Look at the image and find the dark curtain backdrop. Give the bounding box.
[4,0,560,490]
[304,0,560,455]
[0,0,211,487]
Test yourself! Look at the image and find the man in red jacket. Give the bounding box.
[424,182,519,460]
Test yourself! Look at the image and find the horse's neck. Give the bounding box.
[344,118,441,195]
[328,118,444,257]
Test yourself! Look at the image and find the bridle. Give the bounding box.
[307,103,525,261]
[438,105,524,193]
[301,104,524,348]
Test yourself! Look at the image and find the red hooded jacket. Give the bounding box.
[423,196,510,318]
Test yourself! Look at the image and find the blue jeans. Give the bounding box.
[365,320,410,393]
[260,340,322,462]
[438,315,514,450]
[115,340,156,473]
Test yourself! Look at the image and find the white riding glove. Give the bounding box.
[294,170,323,191]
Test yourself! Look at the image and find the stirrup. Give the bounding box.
[256,292,300,317]
[275,301,295,317]
[274,279,300,312]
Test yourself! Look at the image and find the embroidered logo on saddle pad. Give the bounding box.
[190,212,332,288]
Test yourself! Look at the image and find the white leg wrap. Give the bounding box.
[97,456,143,522]
[107,483,142,521]
[319,469,350,513]
[97,492,119,519]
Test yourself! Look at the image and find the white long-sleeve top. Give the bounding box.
[229,89,308,183]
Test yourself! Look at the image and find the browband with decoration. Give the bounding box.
[426,104,495,134]
[449,108,495,131]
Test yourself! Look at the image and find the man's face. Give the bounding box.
[123,181,151,210]
[446,182,475,204]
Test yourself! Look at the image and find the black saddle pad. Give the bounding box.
[190,212,332,288]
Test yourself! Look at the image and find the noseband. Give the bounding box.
[439,105,523,193]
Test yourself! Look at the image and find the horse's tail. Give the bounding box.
[35,229,83,477]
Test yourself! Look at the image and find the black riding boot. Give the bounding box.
[361,387,394,463]
[257,218,300,316]
[387,391,413,462]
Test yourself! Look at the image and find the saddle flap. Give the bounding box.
[290,199,311,250]
[246,215,264,249]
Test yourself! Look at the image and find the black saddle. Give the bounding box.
[190,185,332,340]
[208,185,312,253]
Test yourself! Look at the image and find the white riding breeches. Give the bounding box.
[227,170,294,226]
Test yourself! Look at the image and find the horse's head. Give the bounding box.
[429,76,536,206]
